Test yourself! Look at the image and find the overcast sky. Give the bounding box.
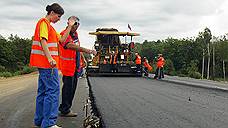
[0,0,228,48]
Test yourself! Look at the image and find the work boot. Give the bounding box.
[59,111,77,117]
[48,125,62,128]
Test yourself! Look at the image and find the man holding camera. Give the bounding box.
[58,16,96,117]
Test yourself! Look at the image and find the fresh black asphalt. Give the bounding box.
[88,77,228,128]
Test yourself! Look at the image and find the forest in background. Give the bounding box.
[136,28,228,81]
[0,28,227,81]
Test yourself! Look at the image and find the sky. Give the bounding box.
[0,0,228,48]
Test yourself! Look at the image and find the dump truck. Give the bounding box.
[86,28,142,76]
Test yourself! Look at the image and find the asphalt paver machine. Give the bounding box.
[87,28,142,76]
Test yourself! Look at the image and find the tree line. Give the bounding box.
[136,28,228,81]
[0,27,227,81]
[0,34,35,77]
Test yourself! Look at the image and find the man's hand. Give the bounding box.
[48,58,56,68]
[68,17,76,27]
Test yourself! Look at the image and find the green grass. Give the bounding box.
[0,66,37,77]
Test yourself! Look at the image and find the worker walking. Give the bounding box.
[30,3,76,128]
[58,16,96,117]
[154,54,165,79]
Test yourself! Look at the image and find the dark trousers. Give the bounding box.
[59,72,78,114]
[136,64,141,75]
[154,67,164,79]
[144,67,148,76]
[111,64,117,72]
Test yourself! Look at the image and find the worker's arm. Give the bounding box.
[81,53,87,67]
[81,53,87,63]
[40,38,56,67]
[59,17,75,43]
[66,43,96,55]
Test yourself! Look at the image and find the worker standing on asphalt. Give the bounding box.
[154,54,165,79]
[110,50,118,72]
[30,3,76,128]
[58,16,96,117]
[135,52,142,76]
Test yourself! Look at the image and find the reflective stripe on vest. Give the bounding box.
[32,41,58,47]
[31,49,58,56]
[60,56,74,61]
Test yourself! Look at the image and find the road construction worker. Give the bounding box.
[135,52,141,75]
[110,51,118,72]
[58,16,96,117]
[154,54,165,79]
[30,3,76,128]
[78,53,87,78]
[143,57,152,77]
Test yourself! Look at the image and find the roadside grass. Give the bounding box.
[0,66,37,78]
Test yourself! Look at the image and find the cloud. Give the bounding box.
[0,0,227,48]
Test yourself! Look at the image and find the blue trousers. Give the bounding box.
[34,68,60,128]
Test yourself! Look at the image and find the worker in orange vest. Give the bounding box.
[154,54,165,79]
[58,16,96,117]
[135,52,142,76]
[29,3,75,128]
[78,53,87,78]
[110,51,118,72]
[143,57,152,77]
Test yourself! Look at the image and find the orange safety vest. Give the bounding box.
[110,54,117,64]
[30,18,60,69]
[135,55,141,65]
[143,61,148,67]
[59,30,79,76]
[143,61,153,71]
[157,57,165,68]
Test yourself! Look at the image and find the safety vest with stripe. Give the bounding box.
[135,55,141,65]
[157,57,165,68]
[29,18,59,69]
[59,30,80,76]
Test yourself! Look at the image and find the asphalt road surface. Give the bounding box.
[88,77,228,128]
[0,73,87,128]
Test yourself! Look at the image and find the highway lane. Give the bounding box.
[88,77,228,128]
